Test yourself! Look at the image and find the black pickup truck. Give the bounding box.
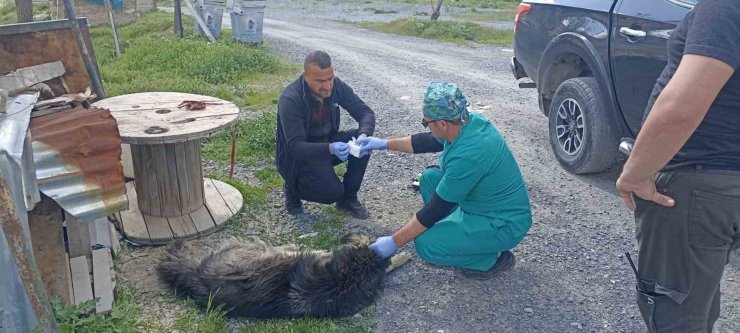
[511,0,697,174]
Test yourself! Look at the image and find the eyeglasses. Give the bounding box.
[421,119,439,128]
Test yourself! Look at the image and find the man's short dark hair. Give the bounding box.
[304,51,332,71]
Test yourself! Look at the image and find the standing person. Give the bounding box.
[276,51,375,219]
[616,0,740,331]
[359,81,532,279]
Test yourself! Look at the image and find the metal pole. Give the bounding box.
[62,0,106,99]
[174,0,184,38]
[103,0,121,57]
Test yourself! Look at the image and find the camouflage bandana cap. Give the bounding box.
[422,81,470,122]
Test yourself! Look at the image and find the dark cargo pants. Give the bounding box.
[634,167,740,332]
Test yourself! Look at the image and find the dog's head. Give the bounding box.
[339,232,375,247]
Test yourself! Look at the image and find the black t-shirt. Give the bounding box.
[643,0,740,171]
[306,98,333,142]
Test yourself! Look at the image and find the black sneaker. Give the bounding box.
[284,185,304,215]
[336,197,370,219]
[458,250,515,280]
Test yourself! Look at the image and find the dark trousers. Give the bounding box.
[292,130,370,204]
[634,167,740,332]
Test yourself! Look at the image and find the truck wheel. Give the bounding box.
[548,77,618,174]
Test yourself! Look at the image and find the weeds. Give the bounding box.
[51,282,141,333]
[453,9,516,22]
[242,307,374,333]
[296,206,348,250]
[91,12,298,109]
[391,0,519,9]
[0,3,51,25]
[174,295,230,333]
[360,18,513,45]
[202,112,278,166]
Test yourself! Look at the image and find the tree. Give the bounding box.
[430,0,444,21]
[14,0,33,23]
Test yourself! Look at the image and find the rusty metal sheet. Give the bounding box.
[30,106,128,221]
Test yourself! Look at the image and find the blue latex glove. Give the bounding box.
[330,142,350,161]
[369,236,397,259]
[356,136,388,157]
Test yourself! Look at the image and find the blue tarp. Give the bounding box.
[86,0,123,9]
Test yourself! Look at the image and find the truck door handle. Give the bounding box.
[619,27,646,39]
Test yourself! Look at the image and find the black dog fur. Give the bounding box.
[157,232,390,319]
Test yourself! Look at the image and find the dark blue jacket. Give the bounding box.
[276,75,375,187]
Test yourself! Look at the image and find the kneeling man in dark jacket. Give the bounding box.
[275,51,375,219]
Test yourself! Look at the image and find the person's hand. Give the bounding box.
[330,142,350,161]
[616,173,675,211]
[369,236,397,259]
[357,136,388,157]
[358,133,368,140]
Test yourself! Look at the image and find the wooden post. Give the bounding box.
[28,194,71,305]
[130,140,205,217]
[65,212,92,259]
[174,0,184,38]
[0,172,58,332]
[14,0,34,22]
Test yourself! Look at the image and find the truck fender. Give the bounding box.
[537,32,630,137]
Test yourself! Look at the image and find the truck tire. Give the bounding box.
[548,77,619,174]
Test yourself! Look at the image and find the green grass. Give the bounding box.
[242,308,374,333]
[51,282,141,333]
[360,18,513,45]
[0,4,51,25]
[296,206,348,250]
[453,9,515,22]
[202,112,278,167]
[388,0,519,9]
[174,296,230,333]
[91,11,298,109]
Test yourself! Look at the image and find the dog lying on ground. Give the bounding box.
[157,232,410,319]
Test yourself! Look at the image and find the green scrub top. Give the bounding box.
[435,113,531,235]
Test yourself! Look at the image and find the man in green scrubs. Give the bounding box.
[358,82,532,279]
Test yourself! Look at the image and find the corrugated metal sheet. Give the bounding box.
[0,92,42,333]
[30,106,128,221]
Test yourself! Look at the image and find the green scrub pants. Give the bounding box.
[413,167,522,271]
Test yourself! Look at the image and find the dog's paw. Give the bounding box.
[386,251,412,273]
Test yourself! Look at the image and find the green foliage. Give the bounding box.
[242,311,374,333]
[202,112,278,166]
[0,3,51,25]
[360,18,513,45]
[454,9,516,22]
[174,295,230,333]
[91,12,298,109]
[297,206,348,250]
[391,0,519,9]
[51,283,141,333]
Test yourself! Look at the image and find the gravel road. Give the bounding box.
[257,2,740,332]
[147,2,740,331]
